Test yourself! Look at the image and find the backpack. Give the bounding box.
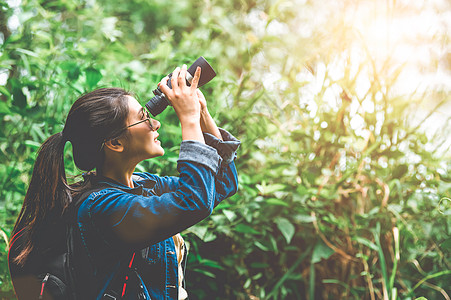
[9,186,124,300]
[11,181,151,300]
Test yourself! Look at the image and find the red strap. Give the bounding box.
[39,274,49,298]
[121,252,136,297]
[40,281,45,297]
[128,252,136,268]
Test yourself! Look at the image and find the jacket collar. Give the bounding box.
[90,173,157,195]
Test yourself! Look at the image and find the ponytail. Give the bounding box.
[11,131,71,265]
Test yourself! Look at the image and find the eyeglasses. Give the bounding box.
[124,106,156,131]
[100,106,156,151]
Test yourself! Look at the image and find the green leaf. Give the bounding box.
[0,86,11,98]
[311,241,334,264]
[199,259,224,270]
[222,209,236,221]
[85,67,102,89]
[254,241,270,251]
[353,236,378,251]
[203,231,217,242]
[276,217,295,244]
[294,214,316,223]
[60,61,81,81]
[193,268,216,278]
[256,183,287,195]
[235,224,260,235]
[0,101,11,114]
[296,185,308,195]
[24,140,41,150]
[440,238,451,250]
[187,225,207,239]
[15,48,39,58]
[266,198,290,207]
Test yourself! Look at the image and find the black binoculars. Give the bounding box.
[145,57,216,116]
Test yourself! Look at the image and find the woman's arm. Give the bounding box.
[198,90,223,141]
[81,141,221,250]
[192,89,241,207]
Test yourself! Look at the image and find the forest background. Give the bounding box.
[0,0,450,299]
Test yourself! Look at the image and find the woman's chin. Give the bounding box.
[145,148,164,160]
[151,147,165,158]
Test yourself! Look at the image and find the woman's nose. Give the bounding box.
[151,119,161,131]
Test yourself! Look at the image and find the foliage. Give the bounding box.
[1,0,450,299]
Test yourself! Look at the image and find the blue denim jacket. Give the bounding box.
[77,129,240,299]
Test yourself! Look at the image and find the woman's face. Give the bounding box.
[122,96,164,160]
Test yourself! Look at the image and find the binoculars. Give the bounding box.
[145,57,216,116]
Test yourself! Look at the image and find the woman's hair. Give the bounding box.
[11,88,131,265]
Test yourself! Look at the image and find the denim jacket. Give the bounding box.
[76,129,240,299]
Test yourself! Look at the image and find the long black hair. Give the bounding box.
[11,88,131,265]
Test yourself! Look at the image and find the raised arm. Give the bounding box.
[79,141,222,250]
[197,89,223,141]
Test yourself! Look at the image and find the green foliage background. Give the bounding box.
[0,0,450,299]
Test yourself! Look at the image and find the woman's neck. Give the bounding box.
[100,160,136,188]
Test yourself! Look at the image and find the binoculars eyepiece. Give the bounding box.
[145,57,216,117]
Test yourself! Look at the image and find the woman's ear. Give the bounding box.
[104,138,124,152]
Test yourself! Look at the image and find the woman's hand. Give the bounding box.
[159,64,205,142]
[159,64,202,125]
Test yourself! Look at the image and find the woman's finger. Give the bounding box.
[171,67,180,89]
[159,76,172,96]
[178,64,187,88]
[158,76,169,88]
[190,66,201,91]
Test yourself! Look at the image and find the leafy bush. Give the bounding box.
[1,0,450,299]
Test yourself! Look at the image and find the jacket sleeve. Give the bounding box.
[203,128,240,207]
[203,128,240,165]
[149,128,240,207]
[84,141,222,250]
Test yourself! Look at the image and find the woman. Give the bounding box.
[8,65,240,299]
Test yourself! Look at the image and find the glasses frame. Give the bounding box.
[125,106,156,131]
